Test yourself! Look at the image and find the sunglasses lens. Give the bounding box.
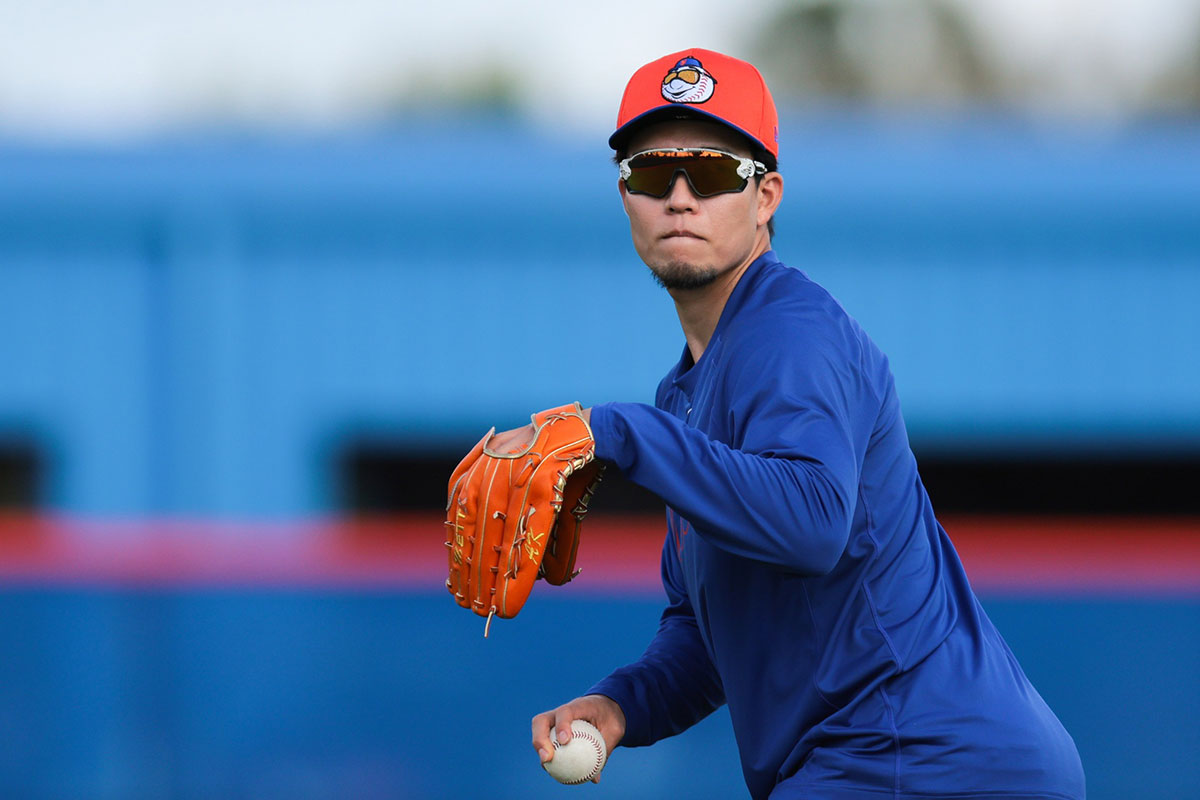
[624,157,681,197]
[624,151,747,197]
[685,156,745,196]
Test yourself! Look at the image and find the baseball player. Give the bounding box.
[476,48,1087,798]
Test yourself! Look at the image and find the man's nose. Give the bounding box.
[664,169,699,211]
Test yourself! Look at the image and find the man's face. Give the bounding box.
[620,119,777,291]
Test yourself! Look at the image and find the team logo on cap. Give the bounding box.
[661,57,716,104]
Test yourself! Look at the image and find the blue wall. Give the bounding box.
[1,115,1199,515]
[0,588,1194,799]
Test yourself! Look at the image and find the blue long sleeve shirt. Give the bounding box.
[588,251,1084,800]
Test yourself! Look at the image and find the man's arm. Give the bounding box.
[531,532,724,760]
[590,323,872,576]
[586,544,726,746]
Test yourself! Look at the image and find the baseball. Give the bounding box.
[542,719,607,785]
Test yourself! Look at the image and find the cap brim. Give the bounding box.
[609,104,771,155]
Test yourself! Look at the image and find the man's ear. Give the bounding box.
[618,178,629,216]
[756,172,784,228]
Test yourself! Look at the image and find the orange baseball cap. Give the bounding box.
[609,48,779,158]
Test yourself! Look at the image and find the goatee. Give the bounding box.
[648,261,720,291]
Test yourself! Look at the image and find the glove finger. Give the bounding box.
[447,427,493,511]
[494,443,552,618]
[470,455,512,618]
[534,408,598,586]
[542,460,604,585]
[447,453,489,609]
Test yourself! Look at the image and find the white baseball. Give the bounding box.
[542,719,607,785]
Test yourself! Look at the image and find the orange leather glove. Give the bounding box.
[445,403,603,634]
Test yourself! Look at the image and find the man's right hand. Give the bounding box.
[531,694,626,781]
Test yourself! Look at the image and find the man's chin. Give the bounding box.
[648,261,721,291]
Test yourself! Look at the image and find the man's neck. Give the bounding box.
[670,241,770,365]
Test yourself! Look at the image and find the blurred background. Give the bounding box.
[1,0,1198,797]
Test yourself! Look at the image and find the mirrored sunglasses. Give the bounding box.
[618,148,767,198]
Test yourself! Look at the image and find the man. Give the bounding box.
[524,49,1085,799]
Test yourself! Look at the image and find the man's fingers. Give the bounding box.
[555,715,574,746]
[532,706,583,764]
[531,712,556,763]
[534,697,622,770]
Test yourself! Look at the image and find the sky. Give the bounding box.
[1,0,1198,140]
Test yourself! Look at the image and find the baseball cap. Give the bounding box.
[610,48,779,158]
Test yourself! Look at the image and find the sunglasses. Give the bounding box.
[664,68,702,85]
[618,148,767,198]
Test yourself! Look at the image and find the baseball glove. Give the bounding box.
[445,403,603,634]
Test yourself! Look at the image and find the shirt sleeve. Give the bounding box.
[587,522,726,746]
[589,317,873,575]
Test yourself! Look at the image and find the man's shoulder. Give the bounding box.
[730,256,861,345]
[722,256,890,404]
